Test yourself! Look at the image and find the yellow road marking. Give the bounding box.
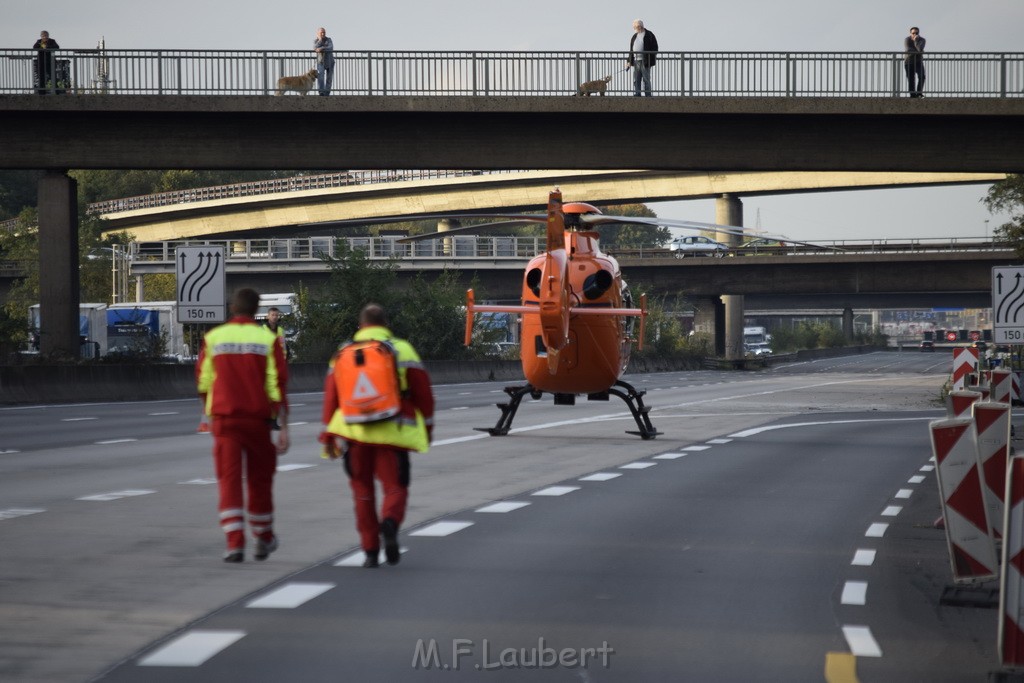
[825,652,858,683]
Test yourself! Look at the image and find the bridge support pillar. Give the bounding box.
[843,307,854,343]
[723,294,745,360]
[37,171,79,359]
[691,296,723,356]
[716,194,745,361]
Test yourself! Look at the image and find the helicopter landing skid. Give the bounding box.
[475,380,660,440]
[608,379,660,440]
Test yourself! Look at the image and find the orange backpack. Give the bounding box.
[333,338,403,423]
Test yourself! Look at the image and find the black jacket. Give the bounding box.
[629,30,658,68]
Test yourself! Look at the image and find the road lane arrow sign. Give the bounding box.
[993,266,1024,344]
[176,246,226,323]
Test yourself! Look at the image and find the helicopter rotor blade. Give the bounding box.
[396,219,545,243]
[576,213,843,251]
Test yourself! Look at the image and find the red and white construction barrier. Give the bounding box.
[952,347,980,390]
[974,401,1011,539]
[930,417,998,582]
[948,390,982,418]
[992,369,1014,405]
[999,456,1024,666]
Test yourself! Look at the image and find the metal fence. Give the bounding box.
[3,49,1023,97]
[126,235,1005,265]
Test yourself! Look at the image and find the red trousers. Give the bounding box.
[212,416,276,550]
[344,442,410,552]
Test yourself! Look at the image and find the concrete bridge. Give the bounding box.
[95,169,1006,242]
[3,89,1022,357]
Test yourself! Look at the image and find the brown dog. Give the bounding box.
[575,75,613,97]
[275,69,318,96]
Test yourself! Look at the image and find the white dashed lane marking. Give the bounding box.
[881,506,903,517]
[62,417,97,422]
[246,582,335,609]
[619,462,656,470]
[654,452,687,460]
[333,548,407,567]
[475,502,531,513]
[841,581,868,605]
[276,463,316,472]
[410,521,475,536]
[578,473,622,482]
[0,508,45,521]
[77,489,155,502]
[532,486,580,497]
[841,625,883,657]
[95,439,138,445]
[865,523,889,538]
[682,445,711,452]
[137,630,246,667]
[895,489,913,499]
[851,549,876,566]
[908,475,926,484]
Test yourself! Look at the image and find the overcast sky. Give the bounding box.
[7,0,1021,241]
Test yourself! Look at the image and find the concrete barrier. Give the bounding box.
[0,360,527,405]
[0,347,881,406]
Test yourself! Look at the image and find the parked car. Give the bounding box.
[668,235,729,258]
[919,340,935,352]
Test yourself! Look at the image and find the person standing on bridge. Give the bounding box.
[314,27,335,96]
[196,288,290,562]
[627,19,658,97]
[318,303,434,568]
[904,27,926,98]
[32,30,60,95]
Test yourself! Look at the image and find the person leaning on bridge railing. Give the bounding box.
[314,26,335,96]
[904,26,926,98]
[32,30,59,95]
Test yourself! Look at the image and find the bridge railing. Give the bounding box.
[86,169,506,215]
[127,235,546,263]
[125,235,1007,266]
[2,49,1022,97]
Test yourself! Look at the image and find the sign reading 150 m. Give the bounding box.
[992,266,1024,343]
[176,246,226,323]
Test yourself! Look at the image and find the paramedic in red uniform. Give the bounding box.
[319,303,435,567]
[197,288,289,563]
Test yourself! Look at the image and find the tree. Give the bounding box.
[984,174,1024,257]
[591,203,672,249]
[292,244,471,363]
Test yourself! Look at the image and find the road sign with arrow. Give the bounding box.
[992,266,1024,343]
[176,246,226,323]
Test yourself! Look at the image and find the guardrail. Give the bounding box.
[3,49,1022,97]
[123,235,1010,265]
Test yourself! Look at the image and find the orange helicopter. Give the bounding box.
[395,186,763,440]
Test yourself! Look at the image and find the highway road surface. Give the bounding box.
[0,350,1007,682]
